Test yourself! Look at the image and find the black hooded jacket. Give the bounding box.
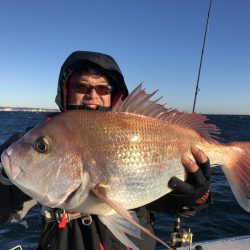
[0,51,156,250]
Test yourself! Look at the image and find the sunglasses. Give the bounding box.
[72,82,113,95]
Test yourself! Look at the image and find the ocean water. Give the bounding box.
[0,112,250,250]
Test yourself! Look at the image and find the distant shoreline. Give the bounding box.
[0,107,249,116]
[0,107,59,112]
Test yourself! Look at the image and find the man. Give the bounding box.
[0,51,211,250]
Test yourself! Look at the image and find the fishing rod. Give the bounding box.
[192,0,213,113]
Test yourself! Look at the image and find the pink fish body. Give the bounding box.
[2,85,250,249]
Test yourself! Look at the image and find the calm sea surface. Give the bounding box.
[0,112,250,250]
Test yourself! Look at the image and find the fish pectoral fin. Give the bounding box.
[99,212,141,250]
[92,184,170,249]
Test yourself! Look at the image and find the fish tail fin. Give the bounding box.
[222,142,250,212]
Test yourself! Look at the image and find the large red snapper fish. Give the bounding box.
[1,85,250,250]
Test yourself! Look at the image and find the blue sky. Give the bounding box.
[0,0,249,114]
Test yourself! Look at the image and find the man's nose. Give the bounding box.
[89,88,98,99]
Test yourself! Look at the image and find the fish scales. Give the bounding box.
[59,111,220,209]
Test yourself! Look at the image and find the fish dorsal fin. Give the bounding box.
[112,84,220,140]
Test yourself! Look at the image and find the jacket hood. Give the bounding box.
[55,51,129,111]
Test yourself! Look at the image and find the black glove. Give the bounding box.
[167,159,211,217]
[148,159,211,217]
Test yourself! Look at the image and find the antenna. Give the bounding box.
[192,0,213,113]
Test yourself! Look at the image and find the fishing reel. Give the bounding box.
[170,217,193,250]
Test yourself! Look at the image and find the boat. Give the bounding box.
[178,235,250,250]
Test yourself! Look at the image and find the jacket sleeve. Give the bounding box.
[0,132,34,225]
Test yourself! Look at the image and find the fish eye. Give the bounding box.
[34,136,51,153]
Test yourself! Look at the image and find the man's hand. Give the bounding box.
[167,146,211,217]
[148,146,211,217]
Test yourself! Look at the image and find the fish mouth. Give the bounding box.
[1,149,21,180]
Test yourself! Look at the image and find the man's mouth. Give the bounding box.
[82,103,99,109]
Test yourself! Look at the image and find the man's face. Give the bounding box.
[68,74,112,109]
